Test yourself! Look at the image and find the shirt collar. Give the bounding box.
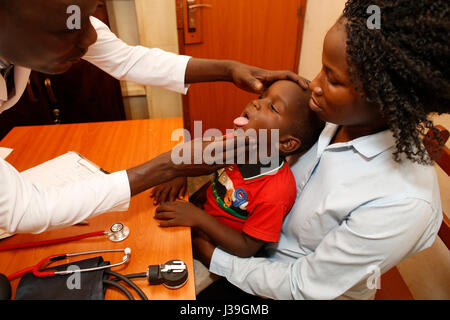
[0,57,11,102]
[0,57,10,69]
[318,122,396,159]
[317,123,338,157]
[351,130,396,158]
[237,157,286,182]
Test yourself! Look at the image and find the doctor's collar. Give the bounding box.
[0,57,11,69]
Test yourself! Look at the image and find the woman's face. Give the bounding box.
[309,19,382,127]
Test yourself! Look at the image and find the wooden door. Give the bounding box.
[176,0,307,135]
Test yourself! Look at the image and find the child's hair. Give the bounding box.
[286,86,325,155]
[342,0,449,164]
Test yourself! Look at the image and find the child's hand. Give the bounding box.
[154,200,208,228]
[150,177,187,205]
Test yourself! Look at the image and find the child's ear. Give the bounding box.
[278,136,302,155]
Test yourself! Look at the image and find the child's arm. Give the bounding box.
[154,201,264,258]
[150,177,187,205]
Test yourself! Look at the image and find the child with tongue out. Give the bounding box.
[153,80,323,262]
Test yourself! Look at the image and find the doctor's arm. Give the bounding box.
[202,198,438,299]
[0,134,251,234]
[184,58,310,93]
[0,158,130,234]
[83,17,309,95]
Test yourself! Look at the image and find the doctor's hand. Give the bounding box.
[127,133,256,197]
[185,58,310,94]
[169,133,257,178]
[228,61,311,94]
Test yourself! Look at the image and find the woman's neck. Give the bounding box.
[332,121,388,144]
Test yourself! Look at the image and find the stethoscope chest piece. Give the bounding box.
[147,260,188,289]
[108,223,130,242]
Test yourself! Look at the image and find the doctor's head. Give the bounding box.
[0,0,98,74]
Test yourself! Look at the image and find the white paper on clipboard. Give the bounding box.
[20,151,108,188]
[0,152,107,240]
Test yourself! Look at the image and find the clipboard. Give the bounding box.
[20,151,109,188]
[0,152,108,240]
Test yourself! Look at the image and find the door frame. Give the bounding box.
[175,0,307,134]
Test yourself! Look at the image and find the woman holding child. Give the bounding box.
[181,0,449,299]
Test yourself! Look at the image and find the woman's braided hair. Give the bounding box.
[342,0,449,163]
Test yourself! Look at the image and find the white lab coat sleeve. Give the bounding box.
[209,197,441,299]
[83,16,191,94]
[0,158,130,234]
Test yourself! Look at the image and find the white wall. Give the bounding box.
[105,0,149,120]
[298,0,347,80]
[105,0,183,119]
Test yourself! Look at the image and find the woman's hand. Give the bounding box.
[154,200,210,228]
[150,177,187,205]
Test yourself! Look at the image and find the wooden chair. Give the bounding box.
[375,125,450,300]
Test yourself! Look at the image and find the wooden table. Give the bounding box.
[0,119,196,300]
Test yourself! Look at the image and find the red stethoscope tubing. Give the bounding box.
[7,254,65,280]
[7,248,131,281]
[0,230,106,252]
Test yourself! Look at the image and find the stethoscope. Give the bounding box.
[0,222,188,300]
[7,248,131,281]
[5,249,188,300]
[0,222,130,252]
[1,222,132,282]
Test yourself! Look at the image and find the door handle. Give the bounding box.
[187,0,211,31]
[188,4,212,10]
[183,0,211,44]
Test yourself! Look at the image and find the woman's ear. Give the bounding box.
[278,136,302,155]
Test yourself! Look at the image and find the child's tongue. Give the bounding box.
[226,117,249,139]
[234,117,249,128]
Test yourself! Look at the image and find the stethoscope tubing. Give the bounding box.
[105,270,148,300]
[0,230,107,252]
[7,248,130,280]
[51,248,131,276]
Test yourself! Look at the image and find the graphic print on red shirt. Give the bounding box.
[203,160,297,243]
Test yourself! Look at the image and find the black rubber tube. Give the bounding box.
[105,270,148,300]
[103,279,134,300]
